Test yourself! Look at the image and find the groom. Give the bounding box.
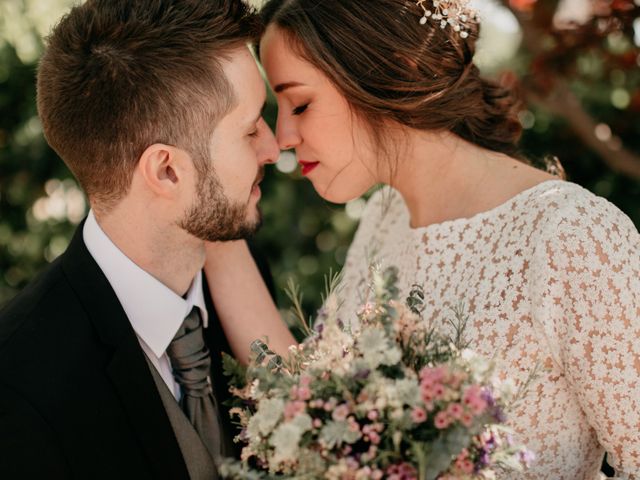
[0,0,283,478]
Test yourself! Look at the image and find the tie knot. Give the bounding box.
[167,307,212,398]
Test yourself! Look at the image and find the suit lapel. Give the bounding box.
[60,224,189,479]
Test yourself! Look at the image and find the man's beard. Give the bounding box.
[178,166,264,242]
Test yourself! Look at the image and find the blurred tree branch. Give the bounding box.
[501,0,640,179]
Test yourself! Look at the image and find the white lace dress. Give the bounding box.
[337,180,640,480]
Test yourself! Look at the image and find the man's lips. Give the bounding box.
[251,168,265,198]
[298,160,319,176]
[252,168,265,189]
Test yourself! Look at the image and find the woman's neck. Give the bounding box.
[389,131,557,229]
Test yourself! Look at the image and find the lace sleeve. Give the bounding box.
[541,197,640,479]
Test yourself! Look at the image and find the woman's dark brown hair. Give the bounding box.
[259,0,523,162]
[37,0,262,212]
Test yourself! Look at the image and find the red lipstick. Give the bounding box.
[299,160,319,176]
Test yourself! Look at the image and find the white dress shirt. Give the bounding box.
[83,210,209,400]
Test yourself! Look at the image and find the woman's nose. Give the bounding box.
[276,115,301,151]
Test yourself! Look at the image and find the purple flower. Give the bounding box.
[483,433,496,450]
[491,405,507,423]
[474,449,491,471]
[519,449,536,467]
[481,388,496,407]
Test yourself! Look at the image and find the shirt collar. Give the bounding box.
[82,210,208,358]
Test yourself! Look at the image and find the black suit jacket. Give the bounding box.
[0,223,274,479]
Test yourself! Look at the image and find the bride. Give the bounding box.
[205,0,640,478]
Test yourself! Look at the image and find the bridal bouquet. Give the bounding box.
[220,266,533,479]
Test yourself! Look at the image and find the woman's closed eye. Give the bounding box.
[292,104,309,115]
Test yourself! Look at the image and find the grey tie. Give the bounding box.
[167,307,224,465]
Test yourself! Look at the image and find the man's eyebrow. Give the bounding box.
[248,102,267,127]
[247,99,267,126]
[273,81,306,93]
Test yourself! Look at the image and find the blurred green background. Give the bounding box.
[1,0,639,325]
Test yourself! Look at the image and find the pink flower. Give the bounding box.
[387,462,418,480]
[284,400,306,420]
[470,397,487,415]
[456,459,474,474]
[297,386,312,401]
[368,431,381,444]
[448,372,465,389]
[462,385,482,405]
[367,409,379,421]
[372,422,384,432]
[332,403,350,421]
[347,417,361,433]
[357,466,372,477]
[434,411,450,429]
[420,366,446,383]
[460,411,474,427]
[323,398,337,411]
[420,377,434,389]
[299,375,312,388]
[411,407,427,423]
[345,456,359,470]
[446,402,464,419]
[420,384,435,403]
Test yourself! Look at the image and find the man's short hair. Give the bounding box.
[37,0,262,211]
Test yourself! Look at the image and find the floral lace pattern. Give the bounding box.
[337,180,640,480]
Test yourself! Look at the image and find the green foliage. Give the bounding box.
[0,37,81,305]
[222,352,248,390]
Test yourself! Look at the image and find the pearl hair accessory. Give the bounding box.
[416,0,479,38]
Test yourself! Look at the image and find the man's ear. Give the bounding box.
[138,144,190,198]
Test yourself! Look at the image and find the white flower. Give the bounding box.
[249,378,261,399]
[358,328,401,369]
[320,420,362,448]
[394,378,421,406]
[324,292,340,315]
[270,413,313,465]
[460,348,478,362]
[307,314,355,375]
[462,348,492,380]
[496,377,516,400]
[247,398,285,438]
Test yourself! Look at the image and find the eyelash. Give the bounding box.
[292,104,309,116]
[248,127,259,138]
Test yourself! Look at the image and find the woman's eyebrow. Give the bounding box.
[274,81,306,93]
